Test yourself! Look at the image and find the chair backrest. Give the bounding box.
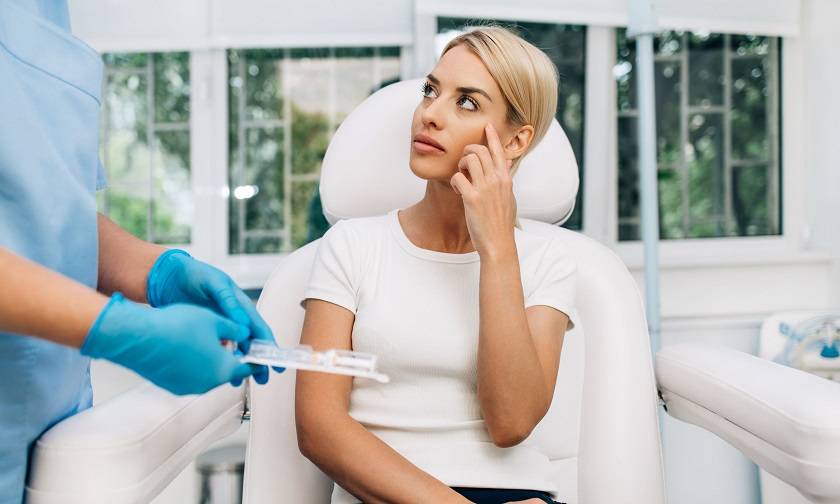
[244,80,665,504]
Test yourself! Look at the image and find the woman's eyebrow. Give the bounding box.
[426,73,493,103]
[457,86,493,103]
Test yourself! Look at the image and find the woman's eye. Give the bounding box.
[421,82,437,99]
[457,96,478,111]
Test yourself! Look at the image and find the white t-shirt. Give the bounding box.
[303,209,578,504]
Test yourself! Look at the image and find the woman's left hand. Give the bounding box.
[450,123,517,259]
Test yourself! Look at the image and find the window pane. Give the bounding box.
[655,61,681,164]
[153,130,191,244]
[100,52,191,244]
[687,113,725,233]
[732,56,770,161]
[688,33,724,107]
[228,47,401,254]
[154,53,190,124]
[733,164,769,236]
[437,18,587,231]
[616,30,780,240]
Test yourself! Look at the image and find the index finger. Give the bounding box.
[484,123,506,171]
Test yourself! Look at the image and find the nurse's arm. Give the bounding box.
[96,213,166,303]
[0,246,107,347]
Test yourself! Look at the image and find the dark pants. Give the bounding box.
[452,487,564,504]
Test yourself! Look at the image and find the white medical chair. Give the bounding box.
[26,80,840,504]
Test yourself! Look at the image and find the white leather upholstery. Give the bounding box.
[657,343,840,503]
[245,79,666,503]
[246,221,667,504]
[26,383,245,503]
[319,79,579,226]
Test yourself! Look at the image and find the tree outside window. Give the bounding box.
[227,47,401,254]
[615,31,781,241]
[99,52,192,245]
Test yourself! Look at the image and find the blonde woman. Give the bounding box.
[296,27,578,504]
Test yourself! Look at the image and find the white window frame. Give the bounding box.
[95,10,828,290]
[413,10,818,270]
[600,29,814,270]
[187,41,413,289]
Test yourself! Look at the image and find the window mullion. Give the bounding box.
[680,33,690,236]
[583,26,616,244]
[237,56,247,254]
[282,49,293,252]
[723,34,734,236]
[189,49,229,265]
[767,38,781,234]
[146,54,156,243]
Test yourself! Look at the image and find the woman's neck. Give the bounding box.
[400,180,475,254]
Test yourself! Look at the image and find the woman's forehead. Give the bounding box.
[433,45,501,96]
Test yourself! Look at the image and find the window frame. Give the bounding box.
[97,20,815,288]
[587,28,810,271]
[186,44,414,288]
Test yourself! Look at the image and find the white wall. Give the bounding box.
[803,0,840,306]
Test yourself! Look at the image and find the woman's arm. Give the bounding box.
[451,124,569,447]
[295,299,470,504]
[97,213,166,302]
[477,253,569,447]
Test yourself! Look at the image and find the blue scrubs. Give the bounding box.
[0,0,106,501]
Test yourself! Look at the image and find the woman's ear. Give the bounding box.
[504,125,535,161]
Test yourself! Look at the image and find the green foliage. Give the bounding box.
[616,30,779,241]
[101,52,192,244]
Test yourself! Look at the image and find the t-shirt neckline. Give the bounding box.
[388,209,481,264]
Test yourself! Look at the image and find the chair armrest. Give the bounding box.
[26,382,246,504]
[656,343,840,503]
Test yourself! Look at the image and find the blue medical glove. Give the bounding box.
[147,250,283,383]
[82,293,260,395]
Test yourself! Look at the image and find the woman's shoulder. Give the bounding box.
[328,213,391,234]
[514,227,577,279]
[320,213,392,249]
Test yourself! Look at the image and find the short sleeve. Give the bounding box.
[524,240,579,330]
[96,159,108,191]
[302,220,359,314]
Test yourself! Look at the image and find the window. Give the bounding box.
[615,31,781,241]
[436,18,587,230]
[99,52,192,244]
[227,47,402,254]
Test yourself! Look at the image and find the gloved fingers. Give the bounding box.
[206,279,251,329]
[233,288,276,343]
[228,362,256,385]
[215,312,251,343]
[253,364,270,385]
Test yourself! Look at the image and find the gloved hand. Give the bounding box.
[82,293,260,395]
[147,250,283,383]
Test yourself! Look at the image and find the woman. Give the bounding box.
[296,26,578,504]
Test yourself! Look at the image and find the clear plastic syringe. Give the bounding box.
[240,340,390,383]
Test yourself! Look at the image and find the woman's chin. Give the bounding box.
[409,157,454,181]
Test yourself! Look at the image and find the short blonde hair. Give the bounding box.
[442,26,559,174]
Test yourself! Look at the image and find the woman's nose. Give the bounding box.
[420,98,445,130]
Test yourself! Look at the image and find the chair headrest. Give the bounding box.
[319,79,579,225]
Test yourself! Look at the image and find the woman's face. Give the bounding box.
[409,44,513,182]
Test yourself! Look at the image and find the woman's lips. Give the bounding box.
[412,134,446,154]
